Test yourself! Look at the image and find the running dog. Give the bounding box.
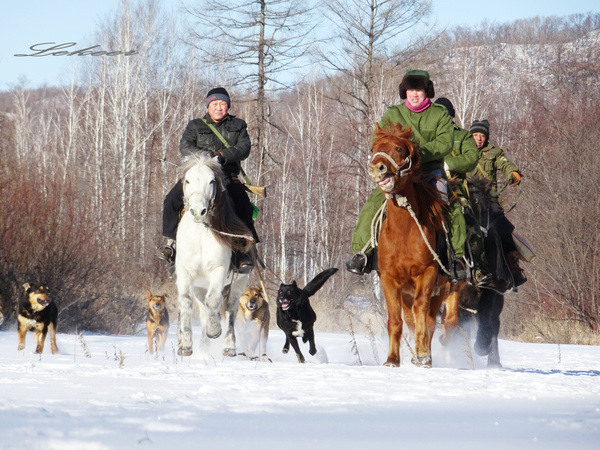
[17,283,59,354]
[236,286,270,360]
[276,268,338,363]
[146,290,169,354]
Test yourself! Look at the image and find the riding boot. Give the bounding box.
[507,251,527,287]
[345,251,376,275]
[453,258,468,281]
[233,246,255,274]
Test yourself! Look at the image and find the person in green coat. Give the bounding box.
[469,119,527,287]
[435,98,492,287]
[346,70,468,280]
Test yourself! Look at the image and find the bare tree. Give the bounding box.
[183,0,316,182]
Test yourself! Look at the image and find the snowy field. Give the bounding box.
[0,325,599,450]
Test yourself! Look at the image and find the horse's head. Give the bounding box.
[467,175,492,222]
[369,122,419,194]
[180,153,224,223]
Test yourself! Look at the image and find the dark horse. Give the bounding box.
[460,176,516,368]
[370,123,465,367]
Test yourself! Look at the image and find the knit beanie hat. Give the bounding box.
[399,70,435,99]
[434,97,455,118]
[206,87,231,107]
[470,120,490,139]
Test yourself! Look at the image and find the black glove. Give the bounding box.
[209,151,223,164]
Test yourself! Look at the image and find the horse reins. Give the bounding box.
[371,151,412,178]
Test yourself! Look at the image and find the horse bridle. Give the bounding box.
[183,178,217,220]
[371,150,412,178]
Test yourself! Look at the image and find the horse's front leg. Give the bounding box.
[411,266,438,367]
[204,271,228,339]
[222,274,248,357]
[177,282,194,356]
[439,280,465,346]
[381,277,403,367]
[221,300,237,357]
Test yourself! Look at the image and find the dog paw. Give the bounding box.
[282,347,289,354]
[17,344,25,351]
[309,347,317,356]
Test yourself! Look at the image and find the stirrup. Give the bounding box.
[156,244,175,263]
[345,253,371,275]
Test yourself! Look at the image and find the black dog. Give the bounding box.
[276,268,337,363]
[17,283,59,354]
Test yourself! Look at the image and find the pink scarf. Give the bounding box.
[405,97,431,113]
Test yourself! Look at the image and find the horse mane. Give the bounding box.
[373,122,447,230]
[466,175,493,221]
[179,153,253,252]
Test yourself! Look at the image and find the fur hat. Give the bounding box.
[470,119,490,138]
[206,87,231,107]
[434,97,455,118]
[399,70,435,99]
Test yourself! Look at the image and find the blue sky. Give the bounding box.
[1,0,598,90]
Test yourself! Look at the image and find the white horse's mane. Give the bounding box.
[178,153,223,180]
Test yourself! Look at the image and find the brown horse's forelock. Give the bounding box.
[181,154,253,253]
[373,123,446,230]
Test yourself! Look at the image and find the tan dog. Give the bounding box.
[146,290,169,354]
[17,283,58,354]
[235,286,270,360]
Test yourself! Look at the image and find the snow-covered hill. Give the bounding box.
[0,328,598,449]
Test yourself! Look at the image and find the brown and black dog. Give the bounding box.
[17,283,59,354]
[146,290,169,354]
[235,286,270,360]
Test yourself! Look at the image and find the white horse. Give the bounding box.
[175,153,254,357]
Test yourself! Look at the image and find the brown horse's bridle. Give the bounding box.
[371,150,412,178]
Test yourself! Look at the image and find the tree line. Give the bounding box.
[0,0,598,342]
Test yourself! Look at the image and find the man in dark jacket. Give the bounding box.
[469,119,526,287]
[157,87,258,273]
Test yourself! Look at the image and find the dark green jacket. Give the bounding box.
[179,113,251,178]
[468,143,520,198]
[376,102,454,173]
[445,126,479,197]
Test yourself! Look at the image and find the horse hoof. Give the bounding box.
[474,339,491,356]
[222,347,236,357]
[207,329,222,339]
[411,354,432,368]
[178,347,193,357]
[487,360,503,369]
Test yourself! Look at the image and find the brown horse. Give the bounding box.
[369,122,463,367]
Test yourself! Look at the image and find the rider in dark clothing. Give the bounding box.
[158,87,258,273]
[469,119,526,287]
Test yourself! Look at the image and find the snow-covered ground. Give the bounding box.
[0,325,598,449]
